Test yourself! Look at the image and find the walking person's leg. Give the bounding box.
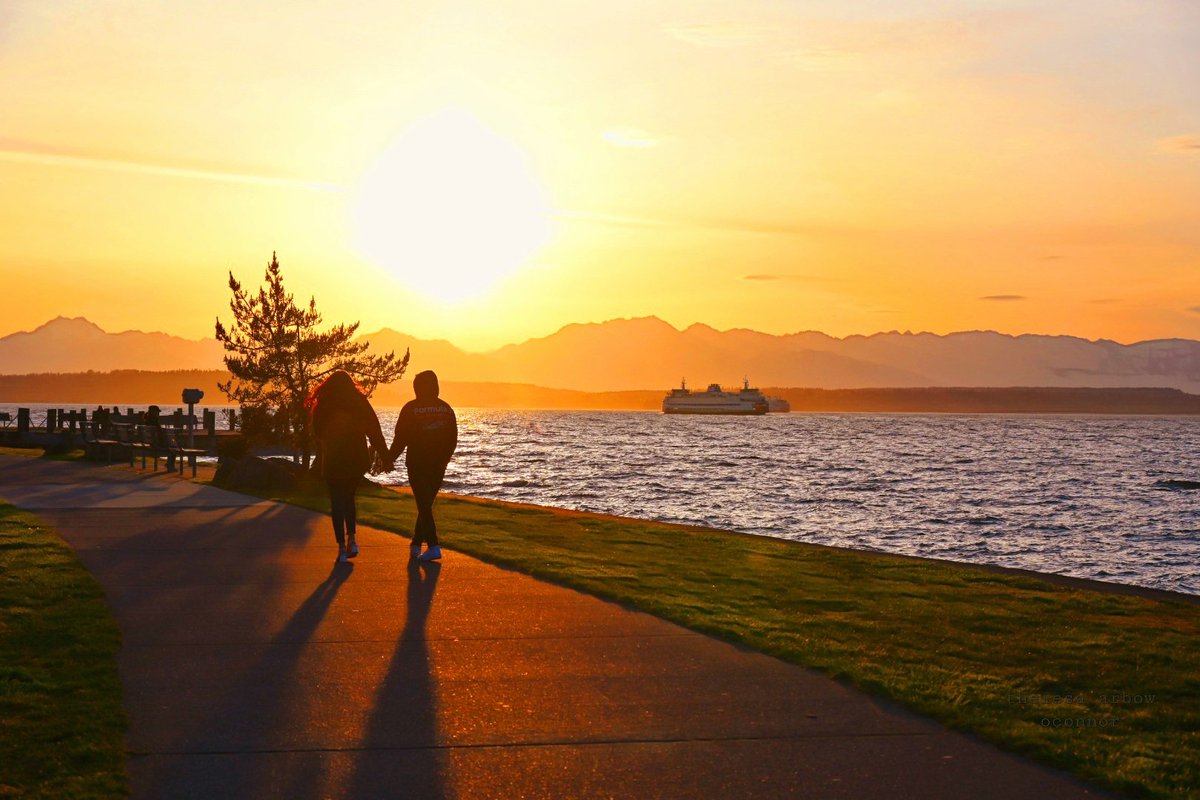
[411,466,445,561]
[410,475,432,556]
[343,479,359,557]
[328,480,348,561]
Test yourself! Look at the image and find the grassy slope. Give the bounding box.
[0,503,127,799]
[254,480,1197,799]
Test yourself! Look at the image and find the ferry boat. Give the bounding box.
[662,379,769,415]
[767,396,791,413]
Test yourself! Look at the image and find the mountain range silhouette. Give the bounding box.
[3,315,1199,392]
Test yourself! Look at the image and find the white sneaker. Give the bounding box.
[418,546,442,562]
[409,544,422,559]
[336,546,349,564]
[347,539,359,558]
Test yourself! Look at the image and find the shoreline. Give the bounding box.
[391,484,1200,606]
[19,446,1200,606]
[4,447,1195,603]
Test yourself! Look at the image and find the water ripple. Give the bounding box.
[369,409,1199,595]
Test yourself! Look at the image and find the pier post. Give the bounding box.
[17,408,30,434]
[47,409,57,432]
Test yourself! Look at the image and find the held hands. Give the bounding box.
[368,450,395,476]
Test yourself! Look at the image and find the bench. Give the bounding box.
[161,427,206,477]
[79,423,121,463]
[111,423,150,468]
[137,425,170,471]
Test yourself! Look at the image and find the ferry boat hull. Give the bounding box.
[663,405,766,415]
[662,379,769,415]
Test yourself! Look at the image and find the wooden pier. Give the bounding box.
[0,406,240,456]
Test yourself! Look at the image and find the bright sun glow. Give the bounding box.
[353,108,552,303]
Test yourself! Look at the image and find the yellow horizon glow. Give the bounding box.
[0,1,1197,350]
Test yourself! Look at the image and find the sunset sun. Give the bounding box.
[352,108,552,303]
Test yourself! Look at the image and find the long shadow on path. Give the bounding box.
[345,559,447,799]
[136,559,354,799]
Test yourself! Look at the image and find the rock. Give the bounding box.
[214,455,307,492]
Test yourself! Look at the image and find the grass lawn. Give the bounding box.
[0,446,87,462]
[235,477,1198,799]
[0,502,127,799]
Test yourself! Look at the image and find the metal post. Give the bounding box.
[181,389,204,449]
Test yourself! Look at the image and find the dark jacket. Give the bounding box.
[312,394,388,481]
[390,376,457,471]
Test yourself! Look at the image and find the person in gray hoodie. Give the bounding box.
[390,370,458,561]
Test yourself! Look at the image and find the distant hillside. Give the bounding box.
[5,315,1200,393]
[2,370,1199,414]
[0,370,230,405]
[0,370,658,410]
[768,387,1200,415]
[0,317,225,373]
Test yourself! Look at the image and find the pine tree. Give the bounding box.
[214,252,408,466]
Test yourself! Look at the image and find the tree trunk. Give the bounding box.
[298,414,312,469]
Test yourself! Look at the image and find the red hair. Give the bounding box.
[304,370,365,417]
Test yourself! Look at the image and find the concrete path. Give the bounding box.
[0,456,1117,799]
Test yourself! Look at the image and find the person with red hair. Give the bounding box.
[306,370,391,563]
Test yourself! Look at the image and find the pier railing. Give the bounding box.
[0,406,239,456]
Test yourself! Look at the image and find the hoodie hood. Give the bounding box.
[413,370,440,399]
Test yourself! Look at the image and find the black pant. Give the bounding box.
[327,478,358,545]
[409,465,445,548]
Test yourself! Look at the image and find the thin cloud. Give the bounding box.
[744,273,823,282]
[557,207,844,239]
[980,295,1026,301]
[553,209,673,230]
[665,21,775,48]
[0,145,341,191]
[556,205,868,239]
[1156,135,1200,154]
[1189,306,1200,314]
[776,47,861,71]
[601,128,661,149]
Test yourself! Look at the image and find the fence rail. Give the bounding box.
[0,405,239,457]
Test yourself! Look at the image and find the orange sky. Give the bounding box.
[1,1,1198,350]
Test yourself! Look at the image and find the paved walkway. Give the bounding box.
[0,456,1116,799]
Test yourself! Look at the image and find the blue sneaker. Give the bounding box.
[346,539,359,558]
[410,544,422,559]
[418,546,442,562]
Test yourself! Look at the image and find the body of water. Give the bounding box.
[4,403,1196,594]
[377,410,1199,595]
